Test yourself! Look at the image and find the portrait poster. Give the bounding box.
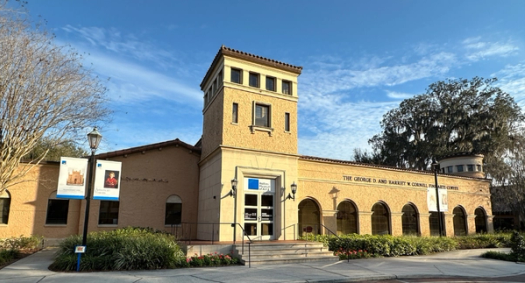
[93,160,122,201]
[57,157,88,199]
[427,186,448,212]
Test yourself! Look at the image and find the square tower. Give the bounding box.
[198,46,302,241]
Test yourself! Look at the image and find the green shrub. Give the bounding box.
[0,235,42,249]
[187,252,239,267]
[0,249,20,264]
[510,231,525,262]
[455,233,511,249]
[50,227,184,271]
[482,250,517,261]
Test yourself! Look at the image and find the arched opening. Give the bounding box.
[371,202,390,235]
[453,206,467,236]
[402,203,419,235]
[429,212,445,236]
[298,199,320,236]
[336,200,357,235]
[0,190,11,224]
[165,195,182,225]
[474,207,487,233]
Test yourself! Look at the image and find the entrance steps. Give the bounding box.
[234,241,338,265]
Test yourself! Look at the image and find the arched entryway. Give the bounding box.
[371,202,390,235]
[453,206,468,236]
[474,207,487,233]
[336,200,358,235]
[401,203,419,235]
[298,199,321,236]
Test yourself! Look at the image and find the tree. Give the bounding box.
[361,77,524,172]
[0,1,111,192]
[24,138,88,162]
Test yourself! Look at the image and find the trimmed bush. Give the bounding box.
[0,235,42,250]
[0,249,20,265]
[50,227,185,271]
[510,231,525,262]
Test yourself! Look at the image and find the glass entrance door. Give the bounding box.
[244,192,274,240]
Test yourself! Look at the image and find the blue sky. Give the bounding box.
[18,0,525,160]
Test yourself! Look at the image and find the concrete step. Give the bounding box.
[240,255,339,266]
[234,241,339,265]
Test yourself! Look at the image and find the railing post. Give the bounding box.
[212,223,215,245]
[248,241,251,268]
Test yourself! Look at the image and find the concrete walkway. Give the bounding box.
[0,248,523,283]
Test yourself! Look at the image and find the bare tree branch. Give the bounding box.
[0,0,111,192]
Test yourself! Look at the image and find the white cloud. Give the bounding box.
[492,63,525,107]
[87,51,202,104]
[386,91,414,100]
[463,37,519,61]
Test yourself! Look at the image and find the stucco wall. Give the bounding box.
[297,159,492,236]
[87,145,201,238]
[0,163,81,241]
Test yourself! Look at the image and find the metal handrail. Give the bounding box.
[234,223,253,268]
[281,223,297,240]
[170,222,238,245]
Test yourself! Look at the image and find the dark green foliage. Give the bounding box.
[0,249,19,265]
[186,253,239,267]
[455,233,511,249]
[310,233,514,260]
[50,227,184,271]
[510,231,525,261]
[481,250,516,261]
[24,138,88,162]
[358,77,524,171]
[481,232,525,262]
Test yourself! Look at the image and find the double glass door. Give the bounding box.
[244,192,274,240]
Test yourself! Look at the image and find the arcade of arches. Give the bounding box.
[297,198,490,237]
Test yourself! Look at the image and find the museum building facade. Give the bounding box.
[0,46,493,244]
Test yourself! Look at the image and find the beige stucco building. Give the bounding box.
[0,46,493,245]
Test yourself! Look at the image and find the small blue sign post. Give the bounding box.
[75,246,86,272]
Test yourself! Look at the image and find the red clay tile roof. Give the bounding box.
[200,45,303,90]
[95,138,201,159]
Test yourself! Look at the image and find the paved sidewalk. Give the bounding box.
[0,248,523,282]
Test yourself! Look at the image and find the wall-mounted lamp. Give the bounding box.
[231,178,237,198]
[286,182,297,200]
